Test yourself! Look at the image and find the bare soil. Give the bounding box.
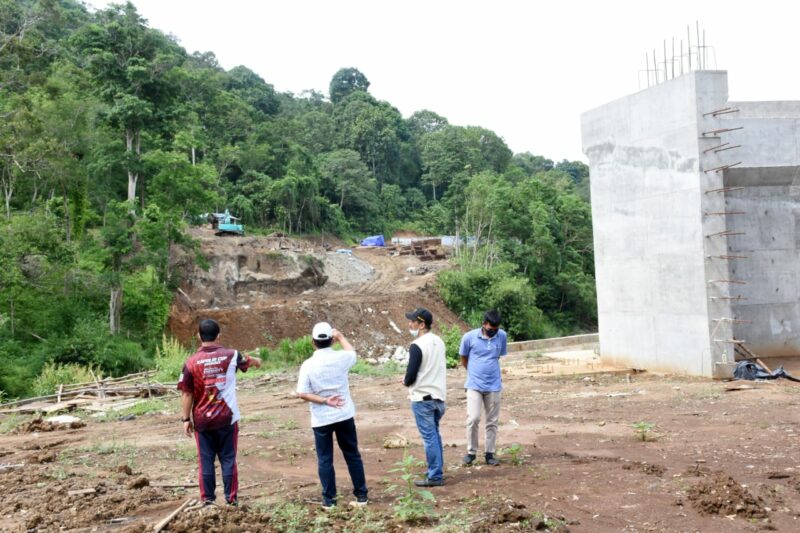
[167,228,462,355]
[3,365,800,531]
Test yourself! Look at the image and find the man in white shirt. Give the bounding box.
[296,322,368,508]
[402,307,447,487]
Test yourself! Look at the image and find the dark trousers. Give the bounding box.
[194,422,238,503]
[312,417,368,504]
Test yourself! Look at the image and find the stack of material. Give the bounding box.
[0,370,177,415]
[386,238,446,261]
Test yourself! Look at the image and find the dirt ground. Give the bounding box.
[3,352,800,532]
[167,228,462,354]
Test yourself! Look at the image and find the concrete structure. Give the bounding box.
[581,70,800,377]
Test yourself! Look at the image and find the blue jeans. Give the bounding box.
[312,417,368,504]
[411,399,446,481]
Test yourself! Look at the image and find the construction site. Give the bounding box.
[4,35,800,533]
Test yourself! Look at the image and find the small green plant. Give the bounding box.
[632,421,656,441]
[441,325,463,368]
[0,413,23,434]
[47,466,71,480]
[175,443,196,462]
[531,511,567,530]
[250,336,316,372]
[154,335,190,382]
[388,451,436,523]
[279,418,299,430]
[500,443,524,465]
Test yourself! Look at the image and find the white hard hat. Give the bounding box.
[312,322,333,341]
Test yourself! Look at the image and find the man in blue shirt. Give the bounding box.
[459,310,507,466]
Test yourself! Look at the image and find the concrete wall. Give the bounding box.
[582,72,722,376]
[717,102,800,356]
[583,70,800,376]
[508,333,599,354]
[723,168,800,356]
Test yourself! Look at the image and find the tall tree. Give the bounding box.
[329,67,370,104]
[71,2,183,203]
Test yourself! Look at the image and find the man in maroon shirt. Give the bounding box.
[178,319,261,505]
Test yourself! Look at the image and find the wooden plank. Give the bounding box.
[756,358,773,374]
[153,498,196,532]
[68,488,97,496]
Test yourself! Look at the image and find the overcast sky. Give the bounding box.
[87,0,798,162]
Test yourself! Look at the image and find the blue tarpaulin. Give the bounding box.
[360,235,385,247]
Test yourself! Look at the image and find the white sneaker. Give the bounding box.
[348,498,368,508]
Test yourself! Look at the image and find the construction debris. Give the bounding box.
[0,370,176,415]
[386,238,447,261]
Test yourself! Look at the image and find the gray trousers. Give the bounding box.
[466,389,501,454]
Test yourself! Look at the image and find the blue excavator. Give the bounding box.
[207,209,244,236]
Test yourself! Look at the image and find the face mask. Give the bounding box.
[484,327,498,338]
[409,328,420,338]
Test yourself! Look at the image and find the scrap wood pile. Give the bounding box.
[0,370,177,415]
[386,238,446,261]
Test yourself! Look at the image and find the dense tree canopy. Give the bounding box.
[0,0,596,399]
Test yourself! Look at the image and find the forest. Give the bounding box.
[0,0,595,398]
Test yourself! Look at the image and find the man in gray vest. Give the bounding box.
[402,307,447,487]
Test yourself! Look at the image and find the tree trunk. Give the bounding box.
[126,129,141,203]
[9,296,14,337]
[59,179,73,243]
[191,147,196,166]
[109,284,122,335]
[2,172,12,218]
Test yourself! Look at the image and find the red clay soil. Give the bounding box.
[3,366,800,531]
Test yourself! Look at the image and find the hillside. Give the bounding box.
[167,229,465,355]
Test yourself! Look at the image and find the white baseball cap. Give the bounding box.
[312,322,333,341]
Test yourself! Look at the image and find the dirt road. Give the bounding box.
[3,351,800,531]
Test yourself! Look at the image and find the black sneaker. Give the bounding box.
[226,499,238,507]
[485,453,500,466]
[414,477,444,487]
[462,453,477,466]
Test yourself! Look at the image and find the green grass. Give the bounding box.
[119,398,172,416]
[279,418,299,430]
[240,412,275,424]
[0,413,24,434]
[175,443,196,462]
[351,359,403,376]
[260,502,310,533]
[85,440,138,456]
[32,362,102,397]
